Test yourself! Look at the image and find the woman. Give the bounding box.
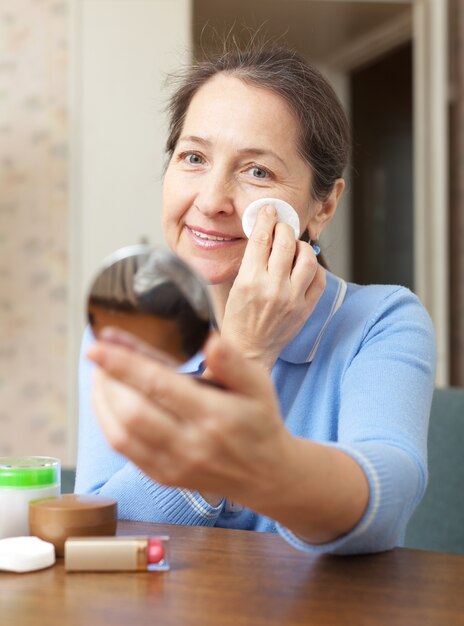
[75,45,436,554]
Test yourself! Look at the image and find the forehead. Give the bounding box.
[182,74,300,148]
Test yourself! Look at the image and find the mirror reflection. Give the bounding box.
[87,244,214,365]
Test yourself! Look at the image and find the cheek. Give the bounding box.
[162,170,176,217]
[161,189,181,249]
[296,196,315,233]
[162,173,188,226]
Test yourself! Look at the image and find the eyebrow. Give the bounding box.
[237,147,288,171]
[178,135,211,147]
[178,135,288,171]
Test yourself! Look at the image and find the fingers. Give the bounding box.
[305,265,326,310]
[290,240,320,294]
[267,222,297,280]
[240,205,308,284]
[291,241,326,309]
[239,204,277,274]
[87,340,219,419]
[93,367,179,447]
[89,332,274,410]
[93,376,175,485]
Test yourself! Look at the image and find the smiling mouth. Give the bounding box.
[187,226,241,242]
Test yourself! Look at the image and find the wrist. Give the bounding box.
[238,427,298,511]
[220,332,278,371]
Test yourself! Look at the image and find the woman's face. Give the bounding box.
[162,74,315,286]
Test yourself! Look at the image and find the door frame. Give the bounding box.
[321,0,448,385]
[413,0,448,386]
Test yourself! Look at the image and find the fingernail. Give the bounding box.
[263,204,276,216]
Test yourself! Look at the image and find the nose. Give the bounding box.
[194,168,235,218]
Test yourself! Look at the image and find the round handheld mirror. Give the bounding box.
[87,244,215,366]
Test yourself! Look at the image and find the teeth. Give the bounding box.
[190,228,233,242]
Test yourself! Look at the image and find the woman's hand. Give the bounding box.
[87,331,369,544]
[87,332,293,507]
[220,204,326,370]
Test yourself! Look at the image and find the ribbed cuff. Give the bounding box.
[277,441,423,555]
[139,472,224,526]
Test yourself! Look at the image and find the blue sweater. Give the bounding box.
[75,271,436,555]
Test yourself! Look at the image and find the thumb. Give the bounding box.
[203,332,273,397]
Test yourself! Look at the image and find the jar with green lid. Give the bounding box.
[0,457,61,539]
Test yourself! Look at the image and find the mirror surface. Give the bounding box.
[87,244,214,365]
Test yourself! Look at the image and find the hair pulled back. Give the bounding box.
[165,44,350,203]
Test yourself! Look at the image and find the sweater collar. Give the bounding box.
[180,271,346,373]
[278,271,347,364]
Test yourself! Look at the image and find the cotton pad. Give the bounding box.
[242,198,300,239]
[0,536,55,573]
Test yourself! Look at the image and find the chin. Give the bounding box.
[170,241,240,286]
[188,260,238,287]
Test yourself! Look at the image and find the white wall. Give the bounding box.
[68,0,192,462]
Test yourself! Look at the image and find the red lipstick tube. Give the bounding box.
[64,536,170,572]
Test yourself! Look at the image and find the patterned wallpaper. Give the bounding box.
[0,0,69,460]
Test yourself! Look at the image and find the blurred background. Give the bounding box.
[0,0,460,466]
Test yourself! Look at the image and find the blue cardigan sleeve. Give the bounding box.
[74,326,224,525]
[277,287,436,554]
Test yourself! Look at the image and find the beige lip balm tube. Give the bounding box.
[64,536,170,572]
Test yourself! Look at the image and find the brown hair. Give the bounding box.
[165,43,351,263]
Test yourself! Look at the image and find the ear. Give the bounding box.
[306,178,345,239]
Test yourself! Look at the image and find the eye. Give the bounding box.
[181,151,205,165]
[246,165,272,180]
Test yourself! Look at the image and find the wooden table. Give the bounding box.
[1,521,464,626]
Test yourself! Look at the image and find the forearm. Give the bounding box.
[250,434,369,545]
[85,332,367,541]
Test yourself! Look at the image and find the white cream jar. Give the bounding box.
[0,457,60,539]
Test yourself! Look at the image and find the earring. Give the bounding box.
[309,237,321,256]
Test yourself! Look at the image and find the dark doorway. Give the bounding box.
[350,43,413,289]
